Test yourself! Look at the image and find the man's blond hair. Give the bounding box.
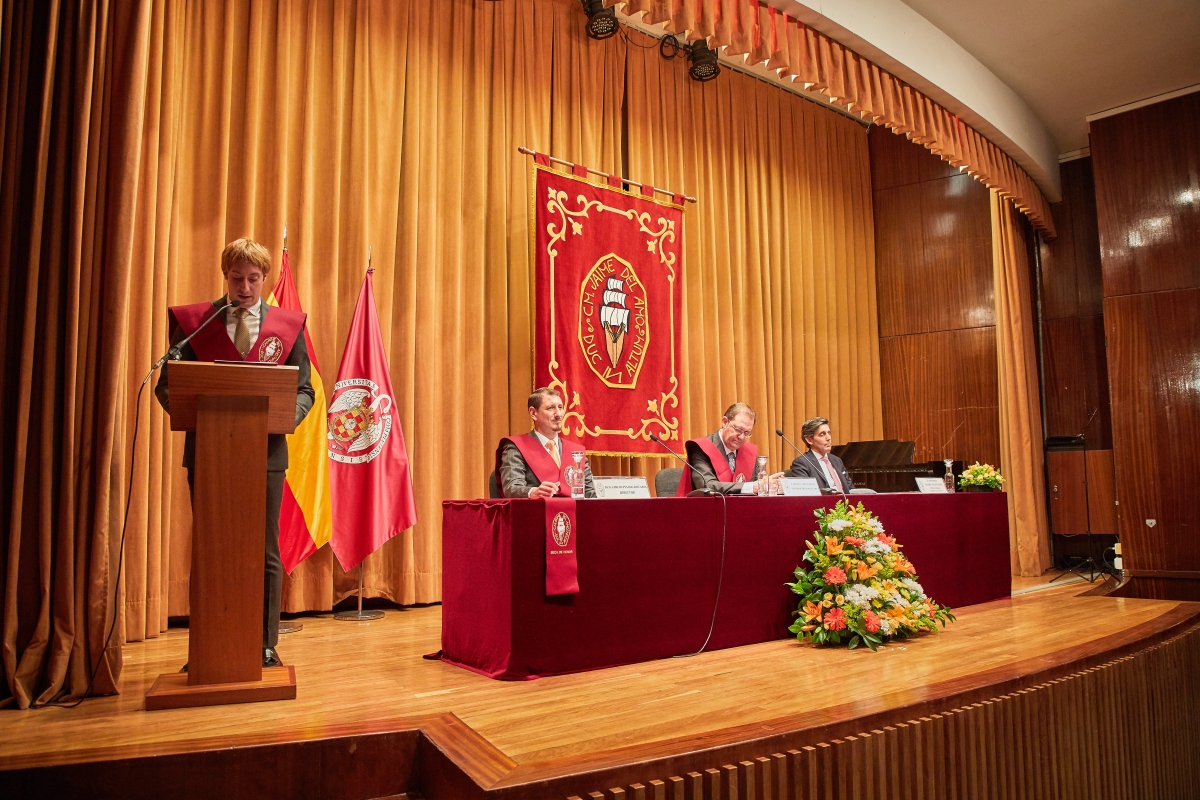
[221,237,272,277]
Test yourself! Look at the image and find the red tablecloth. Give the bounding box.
[440,494,1010,679]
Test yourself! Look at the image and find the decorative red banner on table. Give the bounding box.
[532,162,684,456]
[544,497,579,596]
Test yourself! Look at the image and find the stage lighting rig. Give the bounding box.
[581,0,618,40]
[687,39,720,82]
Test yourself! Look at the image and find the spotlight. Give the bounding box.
[581,0,618,40]
[687,39,720,82]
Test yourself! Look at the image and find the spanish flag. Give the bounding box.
[267,248,333,572]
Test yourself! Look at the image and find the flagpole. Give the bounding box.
[334,243,385,622]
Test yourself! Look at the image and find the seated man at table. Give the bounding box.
[496,387,597,498]
[676,403,782,495]
[786,416,854,494]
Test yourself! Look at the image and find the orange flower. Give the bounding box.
[803,600,823,622]
[824,536,844,555]
[844,536,866,547]
[823,607,847,631]
[856,561,880,581]
[823,566,848,585]
[894,557,917,575]
[864,611,881,633]
[876,532,896,547]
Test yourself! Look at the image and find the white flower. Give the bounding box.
[843,584,880,609]
[879,618,894,635]
[829,519,852,532]
[868,519,884,533]
[901,578,925,598]
[860,538,892,555]
[888,592,910,608]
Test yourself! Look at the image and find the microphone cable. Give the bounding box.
[675,489,728,658]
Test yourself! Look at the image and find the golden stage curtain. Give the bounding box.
[992,191,1051,576]
[1,0,881,706]
[609,0,1056,240]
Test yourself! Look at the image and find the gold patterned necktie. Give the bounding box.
[546,440,560,466]
[233,307,251,357]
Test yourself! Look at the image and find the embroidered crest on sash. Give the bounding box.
[256,335,284,363]
[551,512,572,547]
[734,473,745,482]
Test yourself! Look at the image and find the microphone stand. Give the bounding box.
[649,433,718,497]
[776,429,849,506]
[151,299,239,371]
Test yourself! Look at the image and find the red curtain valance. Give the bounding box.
[610,0,1057,239]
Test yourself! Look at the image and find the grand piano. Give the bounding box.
[827,439,962,492]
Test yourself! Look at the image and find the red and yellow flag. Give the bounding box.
[267,248,333,572]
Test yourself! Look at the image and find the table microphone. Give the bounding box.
[151,298,239,371]
[649,433,717,497]
[776,428,804,456]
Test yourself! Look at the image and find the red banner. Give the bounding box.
[544,497,578,595]
[532,164,684,455]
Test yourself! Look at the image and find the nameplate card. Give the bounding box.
[593,477,652,499]
[780,477,822,496]
[915,477,950,494]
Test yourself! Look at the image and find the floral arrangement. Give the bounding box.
[958,462,1004,489]
[787,502,955,650]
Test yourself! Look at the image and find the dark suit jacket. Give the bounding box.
[154,298,315,472]
[498,432,597,498]
[786,450,854,493]
[685,432,750,495]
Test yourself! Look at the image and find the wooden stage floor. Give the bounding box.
[3,579,1198,797]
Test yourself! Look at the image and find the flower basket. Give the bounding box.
[958,462,1004,491]
[787,501,955,650]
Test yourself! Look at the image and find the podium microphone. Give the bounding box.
[650,433,716,497]
[151,298,239,370]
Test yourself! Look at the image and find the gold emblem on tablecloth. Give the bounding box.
[551,511,572,547]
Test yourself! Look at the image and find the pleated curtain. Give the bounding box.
[992,191,1052,576]
[1,0,884,706]
[609,0,1056,240]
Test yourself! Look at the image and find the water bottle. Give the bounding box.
[943,459,955,493]
[566,451,586,499]
[756,456,770,496]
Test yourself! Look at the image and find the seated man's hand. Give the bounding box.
[768,472,786,494]
[528,481,560,499]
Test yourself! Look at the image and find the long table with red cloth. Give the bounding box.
[440,493,1009,680]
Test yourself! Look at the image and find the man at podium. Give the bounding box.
[677,403,781,495]
[154,238,314,668]
[496,387,596,498]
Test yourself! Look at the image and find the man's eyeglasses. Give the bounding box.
[726,423,753,439]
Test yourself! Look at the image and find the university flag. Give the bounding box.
[327,269,417,571]
[531,161,685,455]
[266,248,333,573]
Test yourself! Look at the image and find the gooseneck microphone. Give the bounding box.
[776,428,804,457]
[151,298,239,370]
[650,433,716,497]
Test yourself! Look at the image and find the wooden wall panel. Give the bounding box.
[1086,448,1117,535]
[1041,158,1104,320]
[1042,314,1112,449]
[1092,91,1200,297]
[1093,93,1200,587]
[1046,450,1087,535]
[1104,288,1200,571]
[871,126,1000,471]
[879,327,1000,466]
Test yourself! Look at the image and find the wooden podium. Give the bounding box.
[145,361,300,711]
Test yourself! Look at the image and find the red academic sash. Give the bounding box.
[543,497,579,596]
[168,299,306,364]
[495,432,588,595]
[494,433,588,498]
[675,437,759,496]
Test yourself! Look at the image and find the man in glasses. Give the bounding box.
[675,403,781,495]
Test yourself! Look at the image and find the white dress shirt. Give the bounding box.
[226,298,263,352]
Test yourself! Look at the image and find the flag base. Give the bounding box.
[334,609,384,621]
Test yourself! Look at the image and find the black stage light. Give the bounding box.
[581,0,618,40]
[687,39,720,82]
